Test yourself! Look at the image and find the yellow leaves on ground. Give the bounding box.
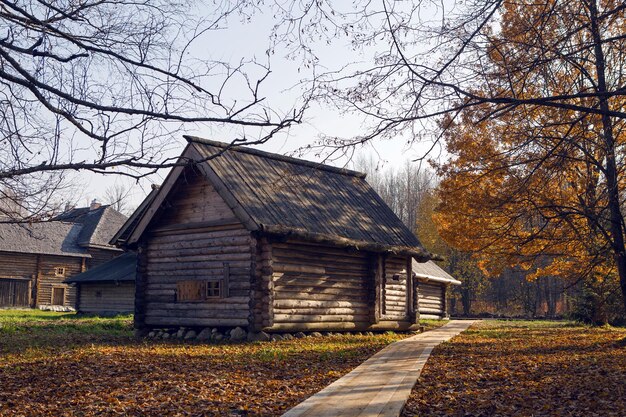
[402,321,626,417]
[0,313,406,417]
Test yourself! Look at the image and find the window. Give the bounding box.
[177,279,224,301]
[206,280,222,298]
[176,264,230,302]
[54,267,66,277]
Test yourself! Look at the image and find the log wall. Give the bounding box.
[269,241,371,331]
[417,280,446,318]
[87,248,123,268]
[37,255,82,307]
[382,255,409,321]
[0,252,37,280]
[252,237,273,330]
[265,241,418,331]
[78,282,135,314]
[0,252,82,308]
[138,167,254,329]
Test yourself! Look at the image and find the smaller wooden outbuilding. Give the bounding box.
[412,260,461,319]
[65,252,136,315]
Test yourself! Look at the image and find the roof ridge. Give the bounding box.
[184,135,367,179]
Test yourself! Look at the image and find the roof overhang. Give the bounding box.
[414,272,462,286]
[261,224,439,261]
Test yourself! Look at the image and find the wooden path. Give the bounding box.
[281,320,477,417]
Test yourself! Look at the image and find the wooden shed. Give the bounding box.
[412,260,461,319]
[65,252,136,315]
[0,204,127,309]
[116,136,436,333]
[0,222,87,309]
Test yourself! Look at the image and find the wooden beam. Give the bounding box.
[406,257,413,321]
[150,219,242,234]
[223,262,230,298]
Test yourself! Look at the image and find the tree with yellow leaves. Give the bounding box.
[433,0,626,318]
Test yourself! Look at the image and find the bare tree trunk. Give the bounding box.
[543,276,557,318]
[461,275,472,316]
[587,0,626,315]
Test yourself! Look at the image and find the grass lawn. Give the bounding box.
[0,310,435,416]
[403,320,626,417]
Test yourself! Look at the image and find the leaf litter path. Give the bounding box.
[282,320,477,417]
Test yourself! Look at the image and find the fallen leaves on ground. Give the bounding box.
[0,313,407,417]
[402,320,626,417]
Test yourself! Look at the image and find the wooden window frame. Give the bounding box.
[205,279,222,299]
[175,263,230,302]
[54,267,66,277]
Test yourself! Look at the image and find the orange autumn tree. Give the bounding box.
[434,0,626,317]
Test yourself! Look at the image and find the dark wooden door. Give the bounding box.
[0,279,30,307]
[52,287,65,306]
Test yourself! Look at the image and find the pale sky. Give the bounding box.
[75,2,445,212]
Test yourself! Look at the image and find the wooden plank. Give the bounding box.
[274,299,369,309]
[146,317,248,326]
[274,313,370,323]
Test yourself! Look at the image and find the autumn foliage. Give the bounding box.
[434,0,626,319]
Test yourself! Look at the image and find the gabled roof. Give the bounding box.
[54,205,127,248]
[0,222,89,257]
[122,136,434,260]
[65,252,136,283]
[110,186,159,246]
[412,259,461,285]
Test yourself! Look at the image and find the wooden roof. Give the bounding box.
[65,252,136,283]
[0,205,127,258]
[110,186,159,246]
[122,136,434,260]
[0,222,89,257]
[53,205,127,249]
[412,260,461,285]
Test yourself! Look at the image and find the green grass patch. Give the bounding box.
[419,318,449,331]
[0,309,134,357]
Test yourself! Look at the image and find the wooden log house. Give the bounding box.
[411,260,461,319]
[116,136,438,333]
[0,204,127,308]
[65,252,137,315]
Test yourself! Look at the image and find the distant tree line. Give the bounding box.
[355,154,625,325]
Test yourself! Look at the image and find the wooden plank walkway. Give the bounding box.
[282,320,477,417]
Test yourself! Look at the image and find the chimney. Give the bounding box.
[90,199,101,211]
[64,202,75,212]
